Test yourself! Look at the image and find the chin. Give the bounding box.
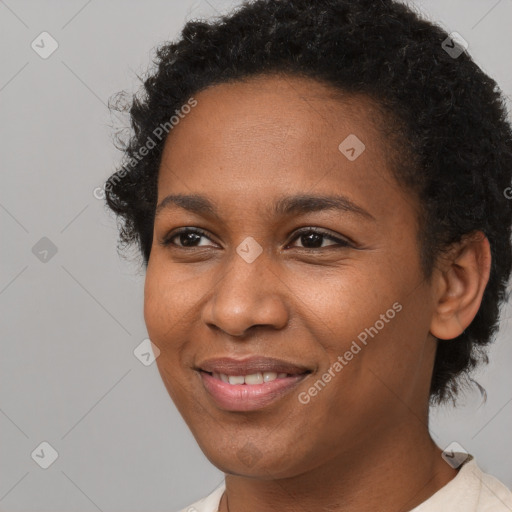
[194,433,313,480]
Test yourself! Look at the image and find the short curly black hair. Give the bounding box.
[105,0,512,404]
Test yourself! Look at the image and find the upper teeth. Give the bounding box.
[213,372,289,385]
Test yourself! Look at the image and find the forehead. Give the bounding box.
[166,74,386,151]
[156,74,410,223]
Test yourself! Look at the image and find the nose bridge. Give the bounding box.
[203,247,289,336]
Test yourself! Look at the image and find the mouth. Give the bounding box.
[204,370,297,385]
[196,356,312,412]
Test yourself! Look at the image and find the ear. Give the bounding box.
[430,231,491,340]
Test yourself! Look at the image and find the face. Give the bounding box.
[144,74,438,478]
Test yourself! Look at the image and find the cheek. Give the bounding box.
[299,260,430,407]
[143,258,212,381]
[144,266,194,406]
[143,259,194,333]
[143,262,186,357]
[143,266,167,339]
[297,265,399,347]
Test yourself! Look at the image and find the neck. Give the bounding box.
[220,422,457,512]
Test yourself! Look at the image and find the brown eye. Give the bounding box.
[289,228,351,249]
[161,228,216,248]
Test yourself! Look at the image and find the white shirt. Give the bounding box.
[177,458,512,512]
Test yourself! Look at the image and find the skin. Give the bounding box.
[144,74,491,512]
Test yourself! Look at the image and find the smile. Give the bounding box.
[209,371,290,385]
[197,356,312,411]
[199,371,309,411]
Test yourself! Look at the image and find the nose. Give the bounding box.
[201,251,289,338]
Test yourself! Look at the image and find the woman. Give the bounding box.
[104,0,512,510]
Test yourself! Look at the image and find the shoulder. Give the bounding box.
[174,481,226,512]
[411,457,512,512]
[471,463,512,511]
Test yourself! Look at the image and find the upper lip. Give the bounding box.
[197,356,312,376]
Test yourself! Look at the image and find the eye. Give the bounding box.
[160,227,352,250]
[160,227,217,248]
[287,228,352,249]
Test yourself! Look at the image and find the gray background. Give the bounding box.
[0,0,511,510]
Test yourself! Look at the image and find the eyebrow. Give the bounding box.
[155,193,375,221]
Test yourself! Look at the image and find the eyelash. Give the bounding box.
[160,227,352,250]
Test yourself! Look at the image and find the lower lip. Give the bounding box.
[199,371,308,411]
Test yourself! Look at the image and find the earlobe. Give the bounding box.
[430,232,491,341]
